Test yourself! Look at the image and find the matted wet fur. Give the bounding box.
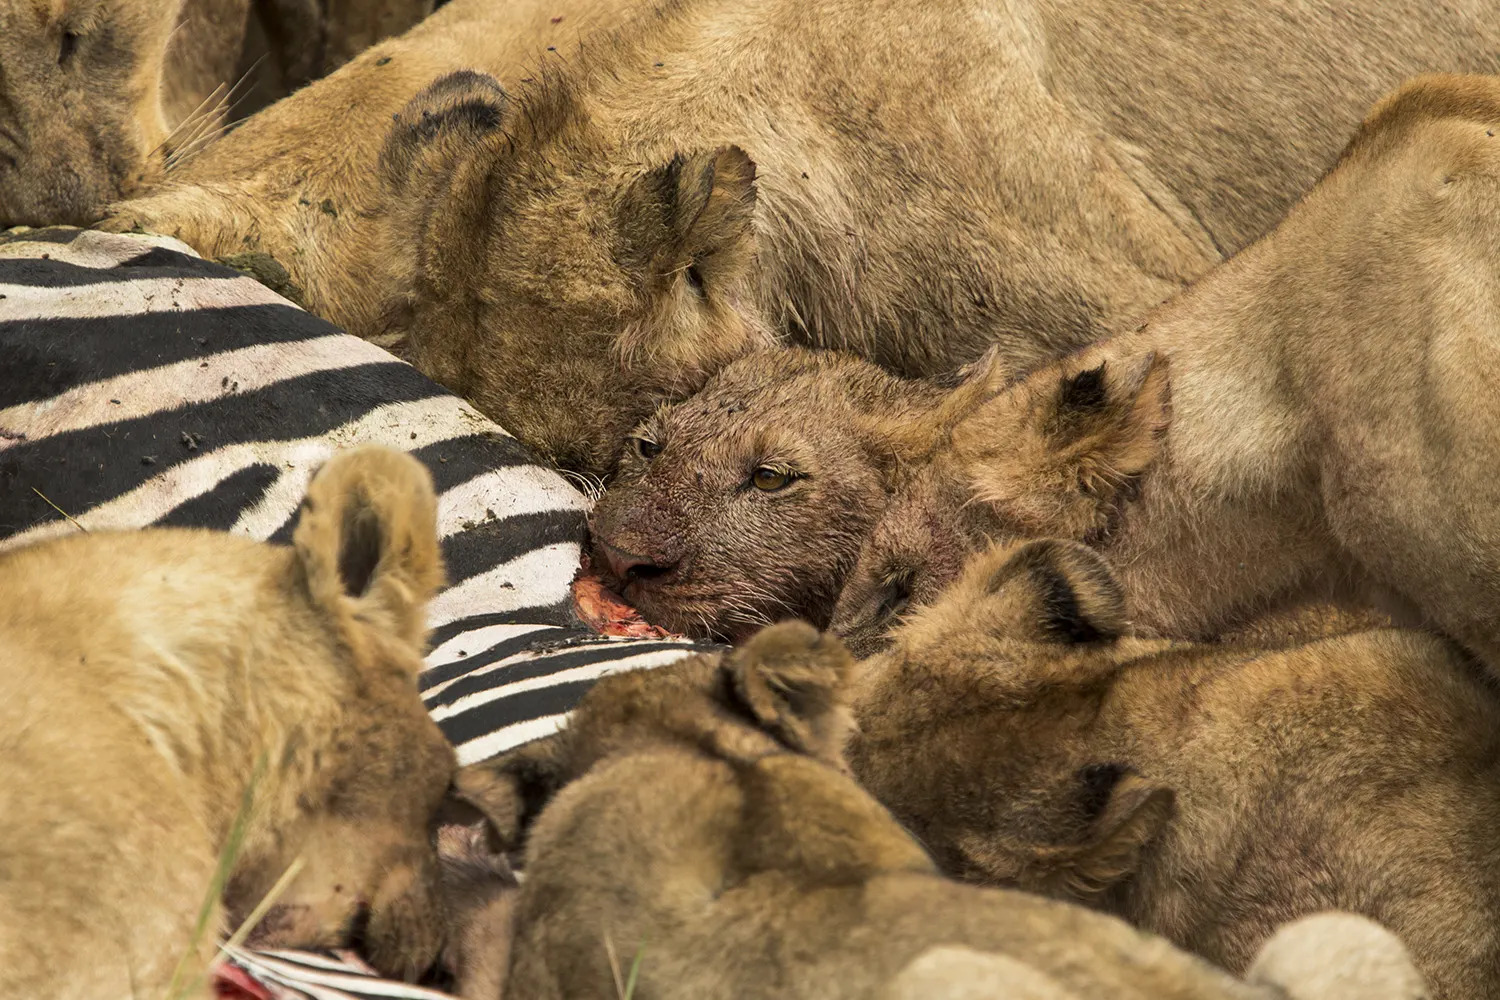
[0,447,457,999]
[587,348,1005,641]
[849,537,1500,999]
[862,74,1500,675]
[107,0,1499,474]
[452,623,1426,1000]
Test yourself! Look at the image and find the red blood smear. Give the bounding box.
[213,964,272,999]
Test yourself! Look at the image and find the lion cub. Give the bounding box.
[587,348,1002,642]
[850,537,1500,1000]
[453,623,1425,1000]
[0,447,457,999]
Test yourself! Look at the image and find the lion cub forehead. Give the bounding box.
[680,420,816,470]
[665,379,843,430]
[655,357,886,454]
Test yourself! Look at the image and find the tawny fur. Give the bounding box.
[433,822,521,1000]
[830,463,1390,657]
[102,0,1500,473]
[886,927,1430,1000]
[909,74,1500,675]
[453,623,1427,1000]
[96,0,655,338]
[849,538,1500,999]
[0,447,457,999]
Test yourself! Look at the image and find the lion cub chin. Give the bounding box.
[0,447,457,1000]
[453,623,1424,1000]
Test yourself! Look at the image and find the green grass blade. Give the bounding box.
[164,752,267,999]
[623,941,646,1000]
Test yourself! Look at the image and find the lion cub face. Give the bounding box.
[0,0,184,225]
[588,347,1005,641]
[378,71,773,476]
[0,447,460,989]
[224,447,458,980]
[589,350,918,641]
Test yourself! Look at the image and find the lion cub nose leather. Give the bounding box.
[601,541,677,582]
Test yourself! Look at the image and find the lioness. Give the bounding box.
[0,447,457,998]
[848,537,1500,1000]
[453,623,1426,1000]
[0,0,434,227]
[107,0,1500,474]
[865,74,1500,675]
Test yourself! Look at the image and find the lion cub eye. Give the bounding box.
[750,467,793,492]
[632,437,662,461]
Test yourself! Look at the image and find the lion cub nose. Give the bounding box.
[601,542,679,584]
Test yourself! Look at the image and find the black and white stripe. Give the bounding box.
[0,227,710,1000]
[223,948,461,1000]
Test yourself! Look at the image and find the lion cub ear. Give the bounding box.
[961,765,1175,900]
[972,538,1127,644]
[617,146,758,269]
[955,352,1170,540]
[1055,765,1175,896]
[613,146,759,364]
[378,71,511,355]
[723,621,856,766]
[1039,352,1172,495]
[380,70,511,196]
[292,446,445,654]
[868,346,1014,462]
[444,739,567,854]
